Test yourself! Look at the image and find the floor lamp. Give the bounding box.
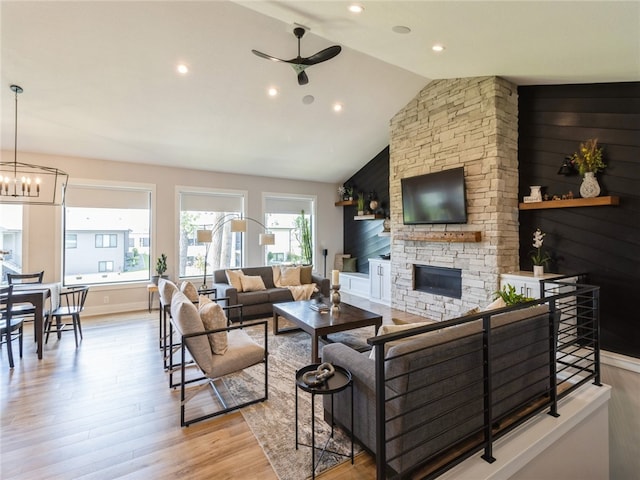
[196,229,213,289]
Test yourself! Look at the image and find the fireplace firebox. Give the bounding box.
[413,265,462,299]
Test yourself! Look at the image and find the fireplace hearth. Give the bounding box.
[413,265,462,299]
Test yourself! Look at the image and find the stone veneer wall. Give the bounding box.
[390,76,519,320]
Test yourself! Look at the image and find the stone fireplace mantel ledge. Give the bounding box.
[396,231,482,243]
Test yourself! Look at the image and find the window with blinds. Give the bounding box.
[263,194,315,266]
[178,189,245,279]
[63,183,152,286]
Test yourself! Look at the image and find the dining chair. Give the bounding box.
[7,271,45,342]
[1,285,24,369]
[45,286,89,348]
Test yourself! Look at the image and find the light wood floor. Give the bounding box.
[1,294,419,479]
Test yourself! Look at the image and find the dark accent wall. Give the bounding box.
[342,147,390,274]
[518,82,640,358]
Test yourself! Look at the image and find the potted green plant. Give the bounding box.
[356,192,366,215]
[570,138,606,198]
[152,253,168,284]
[494,284,533,306]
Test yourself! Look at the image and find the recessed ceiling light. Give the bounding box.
[333,103,343,113]
[176,64,189,75]
[268,87,279,97]
[392,25,411,34]
[432,44,445,52]
[302,95,315,105]
[348,4,364,14]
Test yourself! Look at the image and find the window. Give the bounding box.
[263,194,315,266]
[95,234,117,248]
[64,182,152,286]
[0,204,23,282]
[66,234,78,249]
[98,261,114,272]
[178,189,244,279]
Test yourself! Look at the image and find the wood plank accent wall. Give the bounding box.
[342,147,390,274]
[518,82,640,358]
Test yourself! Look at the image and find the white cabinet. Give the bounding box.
[369,259,391,305]
[339,272,369,299]
[500,271,576,299]
[500,271,578,338]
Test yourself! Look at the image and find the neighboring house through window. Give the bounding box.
[0,204,23,282]
[63,181,152,286]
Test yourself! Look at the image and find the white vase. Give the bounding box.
[580,172,601,198]
[533,265,544,277]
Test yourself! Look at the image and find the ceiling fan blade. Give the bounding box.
[297,71,309,86]
[252,49,287,63]
[302,45,342,65]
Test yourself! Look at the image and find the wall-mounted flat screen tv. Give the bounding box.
[401,167,468,224]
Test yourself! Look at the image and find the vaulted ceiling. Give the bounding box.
[1,1,638,183]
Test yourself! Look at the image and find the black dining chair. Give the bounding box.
[7,271,45,341]
[45,286,89,348]
[1,285,24,369]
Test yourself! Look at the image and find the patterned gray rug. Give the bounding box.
[223,318,376,480]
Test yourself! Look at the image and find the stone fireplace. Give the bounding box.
[389,76,520,320]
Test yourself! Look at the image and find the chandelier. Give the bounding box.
[1,85,69,205]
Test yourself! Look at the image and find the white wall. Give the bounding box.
[601,352,640,480]
[9,150,343,314]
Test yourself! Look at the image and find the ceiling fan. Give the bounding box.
[252,27,341,86]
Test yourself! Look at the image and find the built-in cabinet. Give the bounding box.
[500,271,577,298]
[339,272,369,299]
[369,258,391,305]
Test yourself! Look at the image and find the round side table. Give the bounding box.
[295,363,353,479]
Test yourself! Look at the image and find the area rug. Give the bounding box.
[222,318,376,480]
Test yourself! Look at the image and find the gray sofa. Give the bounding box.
[212,266,330,320]
[322,304,553,475]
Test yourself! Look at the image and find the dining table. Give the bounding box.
[11,282,61,359]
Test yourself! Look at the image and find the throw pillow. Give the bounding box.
[300,265,313,285]
[342,257,357,272]
[225,269,244,292]
[272,265,282,287]
[483,297,507,311]
[279,266,301,286]
[369,322,431,360]
[198,294,213,308]
[199,302,228,355]
[159,279,178,306]
[180,281,199,303]
[241,275,267,292]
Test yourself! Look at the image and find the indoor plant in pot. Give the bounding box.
[570,138,606,198]
[152,253,168,284]
[530,228,550,276]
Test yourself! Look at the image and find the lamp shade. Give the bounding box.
[230,219,247,232]
[259,233,275,246]
[196,229,212,243]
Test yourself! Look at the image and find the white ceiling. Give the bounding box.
[1,1,638,184]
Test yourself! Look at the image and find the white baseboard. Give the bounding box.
[601,350,640,374]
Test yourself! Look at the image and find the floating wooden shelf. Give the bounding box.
[354,214,384,220]
[519,196,619,210]
[335,200,357,206]
[396,231,482,243]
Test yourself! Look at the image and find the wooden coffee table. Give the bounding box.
[273,300,382,363]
